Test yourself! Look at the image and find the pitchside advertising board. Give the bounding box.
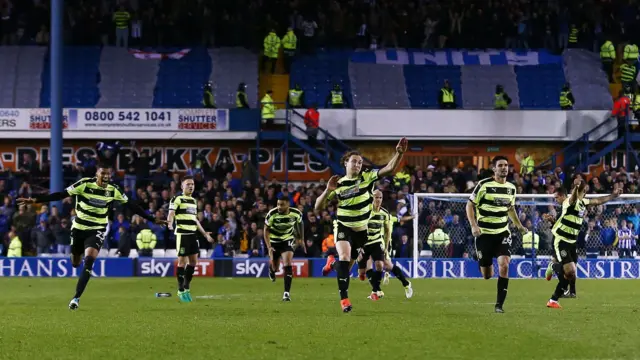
[0,258,133,277]
[137,259,214,277]
[4,258,640,278]
[232,259,310,278]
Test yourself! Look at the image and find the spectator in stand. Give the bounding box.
[7,230,21,258]
[117,226,132,258]
[31,220,52,256]
[250,228,265,257]
[53,218,71,255]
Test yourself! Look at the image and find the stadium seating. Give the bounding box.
[404,65,463,109]
[97,47,158,108]
[563,49,613,110]
[348,62,411,108]
[514,64,567,109]
[289,51,353,108]
[209,48,259,108]
[460,65,521,110]
[152,47,212,108]
[0,47,611,110]
[0,47,21,108]
[40,46,101,108]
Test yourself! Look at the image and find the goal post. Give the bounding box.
[410,193,640,279]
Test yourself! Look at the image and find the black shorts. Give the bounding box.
[71,228,107,256]
[334,222,368,260]
[271,240,294,260]
[554,238,577,265]
[176,233,200,257]
[357,242,386,269]
[474,232,512,267]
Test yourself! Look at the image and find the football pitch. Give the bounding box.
[0,278,637,360]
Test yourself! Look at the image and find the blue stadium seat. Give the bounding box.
[404,66,463,109]
[152,48,212,108]
[40,47,102,108]
[515,64,566,109]
[290,51,353,108]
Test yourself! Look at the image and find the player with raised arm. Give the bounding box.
[264,195,304,301]
[545,180,621,309]
[465,156,528,313]
[17,163,164,310]
[358,189,413,300]
[315,138,408,313]
[167,176,214,303]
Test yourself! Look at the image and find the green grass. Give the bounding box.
[0,277,637,360]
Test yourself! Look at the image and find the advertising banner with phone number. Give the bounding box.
[6,108,229,131]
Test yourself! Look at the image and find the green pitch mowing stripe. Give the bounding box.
[0,278,636,360]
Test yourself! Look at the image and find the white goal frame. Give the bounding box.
[410,193,640,278]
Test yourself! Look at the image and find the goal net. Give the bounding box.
[405,193,640,279]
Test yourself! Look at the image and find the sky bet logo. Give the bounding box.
[137,259,214,277]
[138,259,173,277]
[233,260,308,277]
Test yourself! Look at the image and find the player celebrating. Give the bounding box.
[545,181,621,309]
[465,156,528,313]
[264,195,304,301]
[358,189,413,300]
[315,138,408,313]
[167,176,214,303]
[17,163,163,310]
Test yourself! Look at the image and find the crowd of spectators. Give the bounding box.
[0,147,638,260]
[1,0,638,52]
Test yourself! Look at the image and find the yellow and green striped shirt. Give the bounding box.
[329,169,379,228]
[265,207,302,243]
[66,177,128,231]
[366,207,391,246]
[552,198,590,244]
[169,195,198,234]
[469,178,516,235]
[113,11,130,29]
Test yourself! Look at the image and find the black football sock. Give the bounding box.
[371,270,382,292]
[337,261,350,300]
[284,266,293,292]
[177,266,185,291]
[569,279,576,294]
[184,265,195,290]
[496,276,509,307]
[552,263,563,276]
[366,269,374,288]
[551,276,569,301]
[74,256,95,299]
[391,265,410,287]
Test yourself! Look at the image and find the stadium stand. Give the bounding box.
[97,47,159,108]
[348,62,411,109]
[209,48,259,109]
[40,47,101,108]
[460,65,521,110]
[562,49,614,110]
[0,153,634,262]
[152,48,213,108]
[289,51,353,108]
[404,65,463,109]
